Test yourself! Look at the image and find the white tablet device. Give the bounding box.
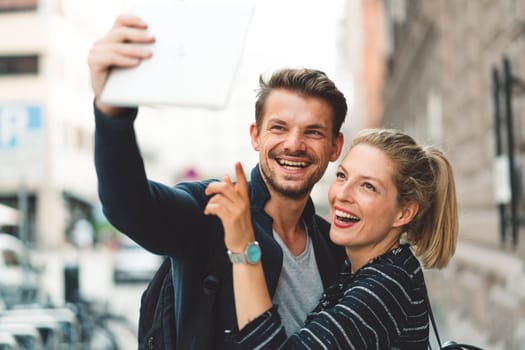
[99,2,255,109]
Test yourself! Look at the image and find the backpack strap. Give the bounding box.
[138,257,175,350]
[177,245,229,349]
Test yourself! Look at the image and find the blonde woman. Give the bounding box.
[205,128,458,349]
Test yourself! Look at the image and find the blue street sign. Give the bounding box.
[0,104,43,149]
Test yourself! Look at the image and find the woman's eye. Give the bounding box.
[335,171,345,180]
[363,182,376,192]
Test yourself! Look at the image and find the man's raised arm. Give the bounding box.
[87,15,154,117]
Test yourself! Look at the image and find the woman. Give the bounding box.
[205,128,458,349]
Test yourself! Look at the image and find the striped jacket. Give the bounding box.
[232,244,429,349]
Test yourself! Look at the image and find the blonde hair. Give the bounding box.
[350,129,458,269]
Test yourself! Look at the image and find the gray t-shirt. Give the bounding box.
[272,227,323,335]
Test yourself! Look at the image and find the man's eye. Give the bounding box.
[306,130,323,136]
[270,125,285,131]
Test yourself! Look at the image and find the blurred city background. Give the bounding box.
[1,0,524,349]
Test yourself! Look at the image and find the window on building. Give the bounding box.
[0,55,39,75]
[0,0,38,12]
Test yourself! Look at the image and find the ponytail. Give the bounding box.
[413,147,458,269]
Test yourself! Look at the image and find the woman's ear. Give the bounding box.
[393,202,419,228]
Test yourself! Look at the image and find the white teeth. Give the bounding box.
[278,159,307,168]
[335,209,359,221]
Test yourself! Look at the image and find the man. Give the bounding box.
[89,15,348,349]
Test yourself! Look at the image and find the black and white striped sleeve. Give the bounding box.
[232,306,287,349]
[232,263,425,349]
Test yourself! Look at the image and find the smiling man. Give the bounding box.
[253,89,339,199]
[89,15,348,350]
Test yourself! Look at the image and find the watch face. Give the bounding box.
[246,242,261,264]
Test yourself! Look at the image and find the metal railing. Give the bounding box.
[492,56,525,249]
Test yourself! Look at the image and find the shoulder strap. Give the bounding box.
[422,281,442,349]
[177,246,229,349]
[138,257,175,350]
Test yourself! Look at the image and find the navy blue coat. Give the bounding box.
[94,106,346,349]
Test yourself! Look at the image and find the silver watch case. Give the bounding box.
[227,241,261,264]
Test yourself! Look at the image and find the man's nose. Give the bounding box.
[283,130,306,152]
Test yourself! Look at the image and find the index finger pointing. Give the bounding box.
[113,15,149,29]
[234,162,248,196]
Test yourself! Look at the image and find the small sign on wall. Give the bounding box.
[0,104,43,149]
[493,155,511,205]
[0,103,44,184]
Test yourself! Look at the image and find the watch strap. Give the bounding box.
[227,251,249,264]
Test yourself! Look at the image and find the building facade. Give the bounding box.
[0,0,137,247]
[376,0,525,348]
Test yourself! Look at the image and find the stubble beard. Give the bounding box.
[259,160,324,200]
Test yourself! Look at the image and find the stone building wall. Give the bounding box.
[383,0,525,249]
[379,0,525,348]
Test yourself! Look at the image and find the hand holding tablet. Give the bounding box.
[99,2,255,109]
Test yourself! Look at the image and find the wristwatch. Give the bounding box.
[227,241,261,264]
